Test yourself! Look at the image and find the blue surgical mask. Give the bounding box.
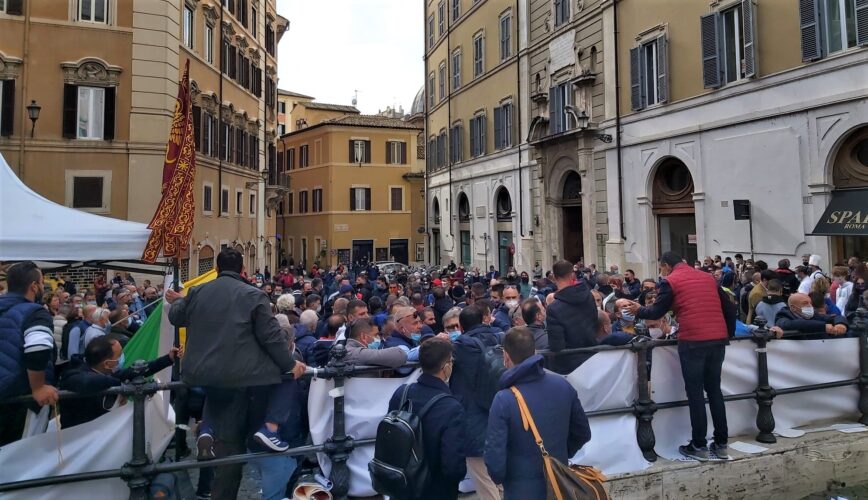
[368,339,381,350]
[620,309,635,323]
[411,333,422,343]
[112,354,125,373]
[449,332,461,342]
[800,306,814,319]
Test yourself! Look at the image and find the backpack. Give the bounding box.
[468,336,507,411]
[368,384,449,500]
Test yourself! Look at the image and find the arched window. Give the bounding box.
[432,197,441,224]
[496,188,512,221]
[458,193,471,222]
[562,171,581,201]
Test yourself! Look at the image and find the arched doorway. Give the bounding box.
[495,188,514,275]
[561,171,583,263]
[828,128,868,261]
[431,197,441,265]
[198,245,214,277]
[652,158,697,263]
[457,193,471,267]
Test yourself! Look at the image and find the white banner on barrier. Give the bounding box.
[0,393,174,500]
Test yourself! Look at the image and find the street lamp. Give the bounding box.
[26,100,41,138]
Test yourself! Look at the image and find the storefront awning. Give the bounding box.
[811,188,868,236]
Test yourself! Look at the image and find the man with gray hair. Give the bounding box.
[83,307,110,351]
[275,294,296,318]
[344,318,407,369]
[64,303,97,361]
[294,310,319,361]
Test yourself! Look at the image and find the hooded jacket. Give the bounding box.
[484,354,591,500]
[293,323,318,361]
[754,295,786,325]
[545,282,598,374]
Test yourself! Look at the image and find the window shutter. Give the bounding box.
[6,0,23,15]
[102,87,116,141]
[63,84,78,139]
[479,115,486,155]
[700,13,722,89]
[400,141,407,163]
[0,80,14,137]
[493,106,503,149]
[799,0,822,61]
[856,0,868,46]
[469,119,476,156]
[548,87,558,130]
[192,105,202,150]
[656,36,669,103]
[365,188,371,211]
[741,0,758,77]
[349,140,355,162]
[211,117,218,157]
[364,140,371,163]
[385,141,392,164]
[629,47,642,111]
[349,188,355,210]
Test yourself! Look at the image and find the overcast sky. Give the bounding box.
[276,0,424,115]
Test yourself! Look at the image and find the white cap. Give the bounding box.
[809,254,821,266]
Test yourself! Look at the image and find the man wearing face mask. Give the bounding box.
[774,293,848,336]
[387,338,466,500]
[385,306,424,350]
[59,336,179,428]
[82,307,111,351]
[442,307,463,342]
[343,318,407,369]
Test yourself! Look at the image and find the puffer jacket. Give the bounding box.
[0,294,54,398]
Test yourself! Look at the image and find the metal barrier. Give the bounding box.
[1,309,867,499]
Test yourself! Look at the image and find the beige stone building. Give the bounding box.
[277,114,424,269]
[0,0,287,280]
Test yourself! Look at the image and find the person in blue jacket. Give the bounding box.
[484,326,591,500]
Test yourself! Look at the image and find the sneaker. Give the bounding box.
[710,442,730,460]
[254,426,290,452]
[679,443,709,461]
[197,425,216,461]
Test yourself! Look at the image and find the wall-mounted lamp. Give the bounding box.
[26,100,41,138]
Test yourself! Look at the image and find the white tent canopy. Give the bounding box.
[0,154,156,263]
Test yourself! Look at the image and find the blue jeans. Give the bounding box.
[256,455,298,500]
[678,342,728,448]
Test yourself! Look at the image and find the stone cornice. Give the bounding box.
[60,57,122,86]
[0,52,23,80]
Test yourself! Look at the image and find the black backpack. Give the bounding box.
[468,336,506,411]
[369,384,449,500]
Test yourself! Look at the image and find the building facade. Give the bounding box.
[423,0,533,275]
[0,0,286,280]
[277,115,424,269]
[601,0,868,277]
[276,88,314,136]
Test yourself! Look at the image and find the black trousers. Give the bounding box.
[0,404,28,446]
[678,342,728,448]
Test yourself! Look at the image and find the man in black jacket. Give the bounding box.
[167,248,305,500]
[59,336,178,428]
[546,260,598,374]
[387,338,466,500]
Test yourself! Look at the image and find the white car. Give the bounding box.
[374,261,409,276]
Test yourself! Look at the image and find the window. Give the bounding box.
[349,140,371,163]
[450,124,463,163]
[452,49,462,90]
[265,24,275,56]
[494,102,513,149]
[220,187,229,215]
[428,15,435,48]
[76,86,106,140]
[799,0,866,61]
[387,141,407,164]
[287,192,294,214]
[438,1,445,36]
[427,138,437,171]
[460,230,471,266]
[204,24,214,63]
[700,2,756,89]
[220,121,231,161]
[236,190,243,214]
[300,145,309,167]
[203,184,213,213]
[279,101,286,114]
[299,190,309,213]
[251,7,257,37]
[629,36,668,110]
[1,80,14,137]
[350,187,371,211]
[183,6,193,49]
[549,82,572,134]
[500,14,512,61]
[438,62,446,101]
[469,114,486,157]
[437,132,447,168]
[458,193,470,222]
[313,188,323,212]
[428,73,435,107]
[287,148,296,170]
[249,192,256,215]
[0,0,23,15]
[71,176,104,209]
[451,0,460,21]
[79,0,108,23]
[390,187,404,211]
[554,0,570,27]
[473,34,484,77]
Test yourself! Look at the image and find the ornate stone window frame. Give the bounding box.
[0,52,23,80]
[202,3,218,26]
[60,57,122,87]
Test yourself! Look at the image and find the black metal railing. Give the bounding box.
[1,310,867,499]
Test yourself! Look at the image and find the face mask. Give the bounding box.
[800,306,814,319]
[620,309,635,322]
[112,354,125,373]
[505,299,519,309]
[521,277,529,283]
[87,300,97,306]
[449,331,461,342]
[368,339,381,350]
[411,333,422,343]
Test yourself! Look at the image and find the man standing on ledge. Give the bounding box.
[620,251,732,461]
[167,248,305,499]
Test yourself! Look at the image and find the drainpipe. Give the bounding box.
[17,0,32,177]
[515,0,524,239]
[614,0,625,242]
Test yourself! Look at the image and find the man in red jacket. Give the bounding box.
[620,251,731,461]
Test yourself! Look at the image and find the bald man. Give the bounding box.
[773,293,848,336]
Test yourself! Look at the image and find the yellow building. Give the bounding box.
[0,0,286,282]
[277,114,424,269]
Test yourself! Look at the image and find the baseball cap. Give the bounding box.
[339,284,354,294]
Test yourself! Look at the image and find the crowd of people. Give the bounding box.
[0,248,866,499]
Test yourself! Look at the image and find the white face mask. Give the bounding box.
[505,299,519,309]
[800,306,814,319]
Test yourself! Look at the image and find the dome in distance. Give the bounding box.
[410,86,425,116]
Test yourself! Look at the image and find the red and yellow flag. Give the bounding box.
[142,60,197,263]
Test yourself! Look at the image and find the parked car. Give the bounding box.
[374,261,409,277]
